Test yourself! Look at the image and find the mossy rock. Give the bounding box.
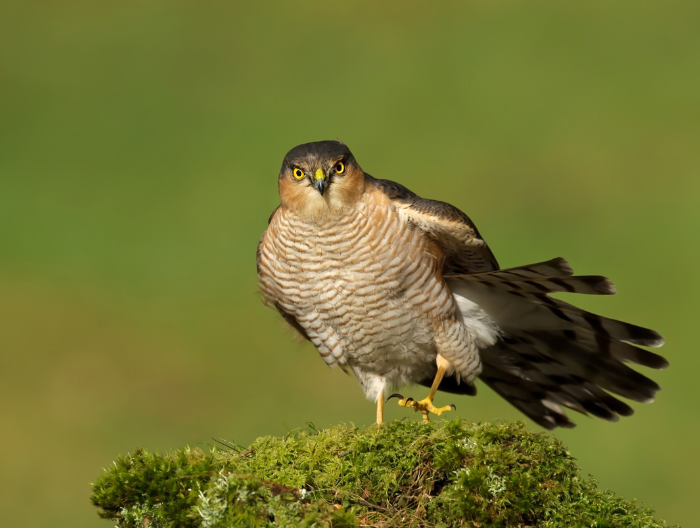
[92,420,672,527]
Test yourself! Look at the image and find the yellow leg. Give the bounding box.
[376,391,384,425]
[387,356,456,422]
[427,364,447,401]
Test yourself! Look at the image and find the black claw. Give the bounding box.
[405,397,415,404]
[386,393,404,402]
[450,403,457,410]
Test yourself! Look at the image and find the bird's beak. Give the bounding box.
[314,168,328,196]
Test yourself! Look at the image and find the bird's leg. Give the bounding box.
[376,391,384,425]
[386,355,456,422]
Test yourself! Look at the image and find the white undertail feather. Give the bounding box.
[449,282,501,349]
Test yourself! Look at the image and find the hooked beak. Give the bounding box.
[314,168,328,196]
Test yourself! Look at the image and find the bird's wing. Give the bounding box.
[367,175,499,274]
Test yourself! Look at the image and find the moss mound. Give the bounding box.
[92,420,671,527]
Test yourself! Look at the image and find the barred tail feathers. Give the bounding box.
[443,258,667,429]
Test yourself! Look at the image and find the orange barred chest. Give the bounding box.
[258,198,456,364]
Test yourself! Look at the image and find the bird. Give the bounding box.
[256,140,667,429]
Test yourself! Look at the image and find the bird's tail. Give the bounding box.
[442,257,667,429]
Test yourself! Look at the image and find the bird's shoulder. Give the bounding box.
[365,174,499,274]
[365,175,479,227]
[267,205,281,225]
[256,206,281,278]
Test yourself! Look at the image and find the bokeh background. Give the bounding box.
[1,1,698,526]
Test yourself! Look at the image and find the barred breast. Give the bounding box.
[257,188,480,399]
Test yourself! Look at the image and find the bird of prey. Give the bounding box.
[256,140,667,428]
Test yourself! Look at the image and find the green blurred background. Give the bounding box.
[1,1,698,526]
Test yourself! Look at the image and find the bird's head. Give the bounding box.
[278,140,365,218]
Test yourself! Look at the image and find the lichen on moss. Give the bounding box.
[91,420,673,527]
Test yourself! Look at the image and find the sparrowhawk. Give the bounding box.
[256,140,667,428]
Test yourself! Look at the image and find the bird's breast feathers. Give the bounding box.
[257,188,482,380]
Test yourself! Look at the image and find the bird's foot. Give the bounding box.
[386,393,456,422]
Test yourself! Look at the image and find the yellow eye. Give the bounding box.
[293,168,305,180]
[334,161,345,174]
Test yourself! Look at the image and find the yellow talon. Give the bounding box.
[387,394,456,422]
[386,362,456,422]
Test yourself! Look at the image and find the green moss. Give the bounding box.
[92,420,673,527]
